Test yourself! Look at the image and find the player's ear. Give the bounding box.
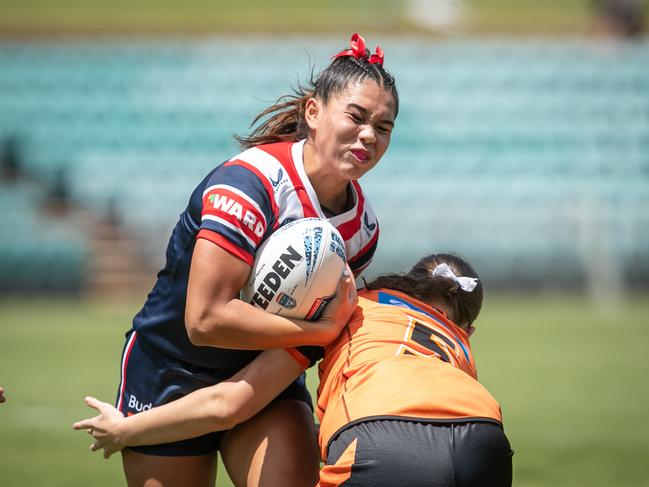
[467,325,476,337]
[305,97,319,131]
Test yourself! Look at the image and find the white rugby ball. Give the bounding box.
[241,218,347,321]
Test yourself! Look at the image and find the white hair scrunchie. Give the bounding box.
[431,263,479,293]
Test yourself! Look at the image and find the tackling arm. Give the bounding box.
[73,349,302,458]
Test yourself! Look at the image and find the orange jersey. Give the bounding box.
[316,289,502,460]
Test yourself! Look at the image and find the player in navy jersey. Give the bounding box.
[98,34,399,487]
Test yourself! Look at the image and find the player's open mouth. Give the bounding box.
[350,149,370,162]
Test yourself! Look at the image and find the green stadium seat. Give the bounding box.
[0,181,89,293]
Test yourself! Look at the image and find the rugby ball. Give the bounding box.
[241,218,347,321]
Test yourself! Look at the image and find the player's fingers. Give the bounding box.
[345,264,353,280]
[348,276,358,302]
[338,268,351,293]
[83,396,104,412]
[87,396,124,419]
[85,396,112,412]
[73,418,97,430]
[337,276,352,309]
[341,266,357,303]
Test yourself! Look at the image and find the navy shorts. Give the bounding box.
[321,418,513,486]
[115,330,313,456]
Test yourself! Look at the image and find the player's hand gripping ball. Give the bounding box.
[241,218,347,321]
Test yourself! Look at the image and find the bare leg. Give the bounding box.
[121,449,217,487]
[220,399,320,487]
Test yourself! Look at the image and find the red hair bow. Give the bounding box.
[334,33,384,67]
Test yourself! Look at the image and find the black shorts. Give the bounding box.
[115,330,312,456]
[321,418,513,487]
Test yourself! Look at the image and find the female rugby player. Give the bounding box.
[103,33,398,487]
[76,253,513,486]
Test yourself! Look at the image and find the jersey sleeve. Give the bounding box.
[285,346,325,369]
[344,185,380,277]
[197,162,275,266]
[348,222,379,277]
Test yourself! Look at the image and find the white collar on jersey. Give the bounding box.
[292,139,359,221]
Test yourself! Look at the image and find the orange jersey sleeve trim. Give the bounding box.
[284,348,310,371]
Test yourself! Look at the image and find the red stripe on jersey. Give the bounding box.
[349,224,379,264]
[197,229,254,266]
[258,142,318,218]
[202,186,266,246]
[116,332,138,412]
[336,181,365,240]
[225,159,279,227]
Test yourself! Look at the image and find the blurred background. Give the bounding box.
[0,1,648,486]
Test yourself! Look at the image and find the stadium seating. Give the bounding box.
[0,182,88,293]
[0,38,647,291]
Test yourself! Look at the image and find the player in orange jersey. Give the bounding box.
[75,253,512,486]
[315,254,512,486]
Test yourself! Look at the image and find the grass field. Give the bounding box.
[1,294,648,486]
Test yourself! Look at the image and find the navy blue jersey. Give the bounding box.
[132,140,380,369]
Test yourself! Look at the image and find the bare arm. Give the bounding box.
[73,258,357,458]
[185,238,356,349]
[0,386,5,403]
[73,349,302,458]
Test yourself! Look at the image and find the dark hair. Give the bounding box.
[365,253,483,328]
[236,47,399,149]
